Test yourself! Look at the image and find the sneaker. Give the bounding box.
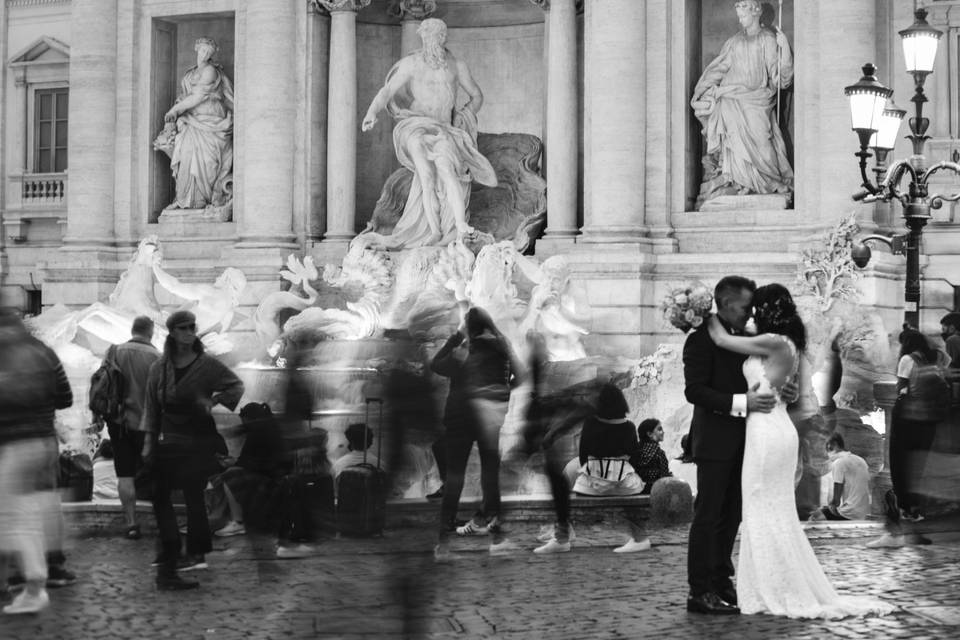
[533,538,572,555]
[433,544,459,563]
[866,534,905,549]
[3,589,49,615]
[425,486,444,500]
[124,524,142,540]
[488,539,520,557]
[214,521,246,537]
[46,566,77,588]
[456,519,489,536]
[276,544,314,559]
[156,574,199,591]
[537,524,576,543]
[613,538,652,553]
[177,555,207,571]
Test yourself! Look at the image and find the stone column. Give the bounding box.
[794,0,878,226]
[238,0,298,245]
[321,0,371,243]
[581,0,646,241]
[63,0,118,247]
[533,0,580,239]
[396,0,436,56]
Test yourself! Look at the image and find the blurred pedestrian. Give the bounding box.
[432,306,524,559]
[110,315,160,539]
[0,307,73,614]
[868,328,950,548]
[141,310,244,589]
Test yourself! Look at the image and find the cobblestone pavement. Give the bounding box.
[2,518,960,640]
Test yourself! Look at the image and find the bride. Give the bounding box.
[708,283,892,619]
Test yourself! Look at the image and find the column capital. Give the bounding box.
[388,0,437,21]
[311,0,371,14]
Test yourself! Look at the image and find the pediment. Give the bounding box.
[9,36,70,67]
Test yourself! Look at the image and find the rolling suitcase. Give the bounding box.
[337,397,388,537]
[283,472,336,542]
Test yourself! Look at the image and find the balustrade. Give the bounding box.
[12,172,67,207]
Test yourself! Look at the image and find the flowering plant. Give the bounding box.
[660,281,713,333]
[631,344,676,388]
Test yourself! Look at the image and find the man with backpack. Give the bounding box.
[102,316,160,539]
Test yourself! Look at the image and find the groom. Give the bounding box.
[682,276,796,615]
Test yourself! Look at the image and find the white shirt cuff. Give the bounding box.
[730,394,747,418]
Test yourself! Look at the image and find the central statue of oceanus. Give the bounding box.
[355,18,497,250]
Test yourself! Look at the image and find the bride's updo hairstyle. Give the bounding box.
[753,284,806,352]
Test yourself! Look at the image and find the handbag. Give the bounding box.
[572,456,644,496]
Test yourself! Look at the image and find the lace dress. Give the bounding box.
[737,335,893,618]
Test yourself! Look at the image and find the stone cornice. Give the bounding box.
[310,0,371,14]
[6,0,70,6]
[388,0,437,21]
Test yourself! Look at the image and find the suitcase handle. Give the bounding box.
[365,397,383,468]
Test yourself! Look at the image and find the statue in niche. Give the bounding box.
[355,18,498,250]
[691,0,793,209]
[153,37,234,221]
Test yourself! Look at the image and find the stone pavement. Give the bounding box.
[2,517,960,640]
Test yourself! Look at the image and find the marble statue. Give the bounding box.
[151,256,246,337]
[691,0,793,208]
[153,37,234,220]
[368,132,547,253]
[253,255,320,355]
[356,18,497,250]
[518,255,590,362]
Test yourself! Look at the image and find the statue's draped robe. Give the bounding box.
[170,64,234,209]
[692,29,793,202]
[362,59,497,250]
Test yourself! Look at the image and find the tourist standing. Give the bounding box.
[110,316,160,539]
[141,310,244,590]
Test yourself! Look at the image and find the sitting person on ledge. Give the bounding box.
[808,433,870,522]
[209,402,290,538]
[571,384,651,553]
[630,418,673,495]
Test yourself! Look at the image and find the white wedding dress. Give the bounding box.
[737,335,893,618]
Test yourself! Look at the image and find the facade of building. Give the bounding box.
[0,0,958,356]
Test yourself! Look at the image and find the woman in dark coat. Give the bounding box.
[141,310,244,590]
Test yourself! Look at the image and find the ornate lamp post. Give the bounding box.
[845,7,956,330]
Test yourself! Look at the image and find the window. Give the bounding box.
[34,88,68,173]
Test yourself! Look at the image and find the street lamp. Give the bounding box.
[845,7,957,330]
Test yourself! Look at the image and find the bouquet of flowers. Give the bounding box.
[660,281,713,333]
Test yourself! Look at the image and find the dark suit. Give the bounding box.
[683,324,748,597]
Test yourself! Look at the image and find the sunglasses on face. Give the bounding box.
[174,323,197,331]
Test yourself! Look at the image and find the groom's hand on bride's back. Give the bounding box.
[746,382,776,413]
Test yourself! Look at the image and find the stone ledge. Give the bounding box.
[63,494,651,532]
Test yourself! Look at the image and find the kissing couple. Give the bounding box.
[683,276,892,619]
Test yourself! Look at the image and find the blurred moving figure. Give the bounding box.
[941,312,960,369]
[432,306,524,560]
[210,402,290,538]
[0,307,73,614]
[869,328,951,548]
[110,315,161,539]
[141,310,244,590]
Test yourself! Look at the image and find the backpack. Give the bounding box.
[898,353,952,423]
[89,344,125,424]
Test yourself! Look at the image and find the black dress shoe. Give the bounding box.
[717,587,738,606]
[687,592,740,615]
